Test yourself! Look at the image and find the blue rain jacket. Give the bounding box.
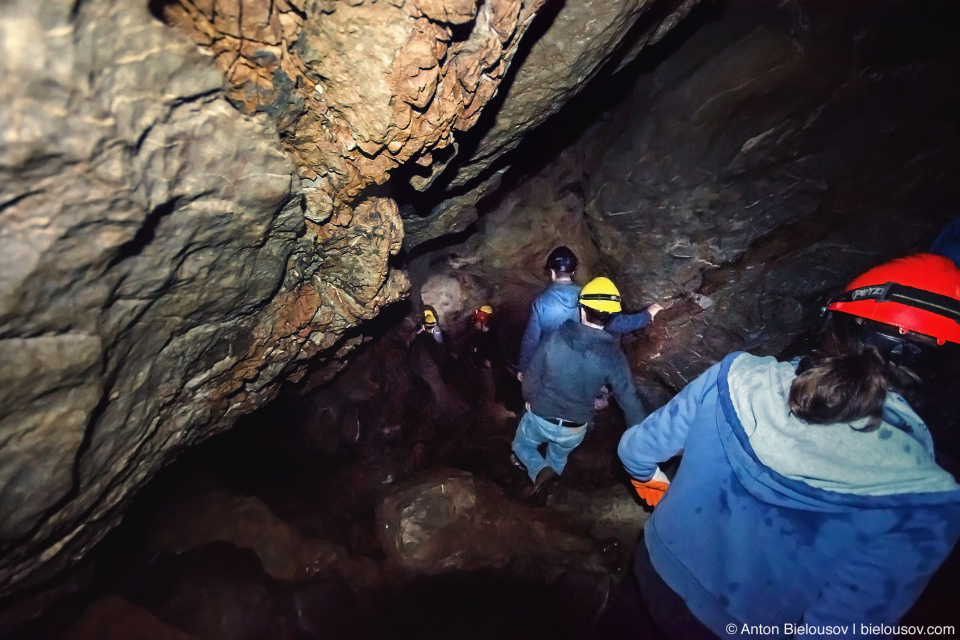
[930,216,960,267]
[618,353,960,639]
[518,281,652,371]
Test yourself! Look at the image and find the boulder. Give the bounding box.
[376,469,600,573]
[146,488,345,582]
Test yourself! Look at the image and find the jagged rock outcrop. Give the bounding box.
[0,0,700,609]
[404,0,701,245]
[159,0,550,213]
[465,0,960,398]
[0,0,407,603]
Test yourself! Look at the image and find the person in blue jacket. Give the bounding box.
[516,246,663,375]
[611,254,960,640]
[930,216,960,267]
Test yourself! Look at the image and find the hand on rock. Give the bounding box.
[647,303,664,318]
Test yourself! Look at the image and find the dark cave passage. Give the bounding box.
[5,1,960,639]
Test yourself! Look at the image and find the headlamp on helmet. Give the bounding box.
[825,253,960,347]
[579,277,622,314]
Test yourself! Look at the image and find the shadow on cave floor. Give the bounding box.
[12,273,647,640]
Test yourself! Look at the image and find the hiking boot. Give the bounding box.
[522,466,559,501]
[510,453,526,471]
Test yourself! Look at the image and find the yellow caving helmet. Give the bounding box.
[472,304,494,324]
[422,307,438,327]
[579,277,622,313]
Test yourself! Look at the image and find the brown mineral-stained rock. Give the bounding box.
[414,0,480,24]
[162,0,548,216]
[406,0,702,245]
[0,0,406,604]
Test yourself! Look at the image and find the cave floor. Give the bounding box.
[15,283,960,639]
[21,289,650,640]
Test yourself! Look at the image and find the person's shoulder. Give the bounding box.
[552,320,578,340]
[538,280,578,299]
[724,351,780,374]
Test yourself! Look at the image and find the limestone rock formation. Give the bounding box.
[0,0,405,602]
[466,1,960,396]
[405,0,702,245]
[160,0,550,212]
[1,0,702,608]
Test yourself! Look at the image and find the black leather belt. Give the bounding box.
[542,416,586,428]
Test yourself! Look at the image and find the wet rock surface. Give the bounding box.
[4,0,960,635]
[0,0,699,603]
[11,317,641,639]
[464,0,960,397]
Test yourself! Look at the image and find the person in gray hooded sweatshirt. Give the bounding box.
[513,277,647,499]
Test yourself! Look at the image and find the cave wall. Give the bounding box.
[0,0,697,608]
[0,0,308,600]
[465,0,960,399]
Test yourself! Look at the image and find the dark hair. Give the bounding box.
[789,350,890,431]
[582,305,613,328]
[788,318,897,431]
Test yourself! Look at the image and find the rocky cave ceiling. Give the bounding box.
[2,0,959,615]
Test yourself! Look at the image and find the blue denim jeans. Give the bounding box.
[511,410,587,483]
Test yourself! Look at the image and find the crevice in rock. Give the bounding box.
[107,198,181,269]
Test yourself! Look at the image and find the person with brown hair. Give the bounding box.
[604,254,960,639]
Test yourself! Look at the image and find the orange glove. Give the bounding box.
[630,468,671,507]
[631,479,669,506]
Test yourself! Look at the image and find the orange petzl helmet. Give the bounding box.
[825,253,960,346]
